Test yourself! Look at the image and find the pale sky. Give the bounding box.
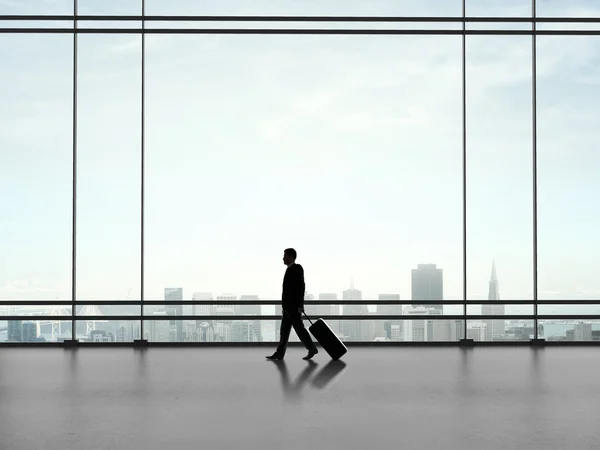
[1,0,600,313]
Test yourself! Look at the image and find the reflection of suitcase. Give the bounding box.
[303,312,348,360]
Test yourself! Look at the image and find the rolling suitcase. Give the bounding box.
[303,312,348,360]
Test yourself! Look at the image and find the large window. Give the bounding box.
[537,34,600,339]
[0,32,73,342]
[1,1,599,344]
[465,31,534,339]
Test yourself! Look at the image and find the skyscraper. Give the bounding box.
[318,293,340,337]
[7,320,22,342]
[22,321,39,342]
[165,288,184,341]
[377,294,402,340]
[197,322,214,342]
[482,261,506,341]
[401,306,459,342]
[342,282,368,341]
[240,295,262,342]
[192,292,213,317]
[150,311,170,342]
[574,322,592,341]
[402,306,429,342]
[318,293,339,317]
[304,293,318,317]
[215,295,236,342]
[488,261,500,301]
[411,264,443,311]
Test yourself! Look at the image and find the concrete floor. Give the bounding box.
[0,347,599,449]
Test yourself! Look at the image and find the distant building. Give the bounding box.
[197,322,215,342]
[150,311,171,342]
[403,306,429,342]
[165,288,184,341]
[22,321,39,342]
[192,292,213,316]
[318,293,340,337]
[304,293,318,317]
[240,295,262,342]
[90,330,113,342]
[411,264,443,312]
[185,322,197,342]
[192,292,214,331]
[481,261,505,341]
[377,294,402,341]
[215,295,236,342]
[402,306,460,342]
[574,323,592,341]
[7,320,22,342]
[342,283,368,341]
[116,326,127,343]
[467,323,487,341]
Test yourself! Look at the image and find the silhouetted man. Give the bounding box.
[266,248,318,361]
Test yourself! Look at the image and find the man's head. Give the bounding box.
[283,248,297,266]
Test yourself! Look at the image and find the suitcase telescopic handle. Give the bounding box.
[302,310,314,326]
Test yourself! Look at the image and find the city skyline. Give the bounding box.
[3,259,598,343]
[2,1,600,307]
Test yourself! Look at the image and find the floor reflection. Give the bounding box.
[271,359,348,400]
[272,360,318,401]
[310,360,347,390]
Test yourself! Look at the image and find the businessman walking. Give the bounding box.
[266,248,319,361]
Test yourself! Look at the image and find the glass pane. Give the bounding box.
[143,319,463,342]
[1,319,72,343]
[466,36,534,309]
[78,0,141,15]
[539,320,600,342]
[0,0,73,14]
[1,311,72,343]
[146,34,463,313]
[466,21,532,31]
[538,305,600,315]
[76,304,140,316]
[0,20,73,29]
[76,34,141,302]
[537,0,600,17]
[467,320,535,341]
[146,0,462,17]
[537,36,600,306]
[466,0,532,17]
[0,304,72,317]
[468,304,533,341]
[77,1,142,30]
[75,319,140,342]
[467,304,534,316]
[282,317,465,343]
[0,35,73,302]
[0,304,71,342]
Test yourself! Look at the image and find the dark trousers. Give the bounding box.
[276,307,316,356]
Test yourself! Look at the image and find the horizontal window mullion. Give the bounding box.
[2,28,600,36]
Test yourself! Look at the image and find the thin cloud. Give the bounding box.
[0,0,26,8]
[2,279,55,293]
[110,35,171,55]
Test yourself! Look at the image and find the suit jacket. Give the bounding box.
[282,264,305,310]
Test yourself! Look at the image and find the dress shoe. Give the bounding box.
[266,353,283,360]
[302,347,318,360]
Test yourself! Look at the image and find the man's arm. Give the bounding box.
[295,265,306,310]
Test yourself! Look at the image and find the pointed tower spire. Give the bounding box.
[488,259,500,301]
